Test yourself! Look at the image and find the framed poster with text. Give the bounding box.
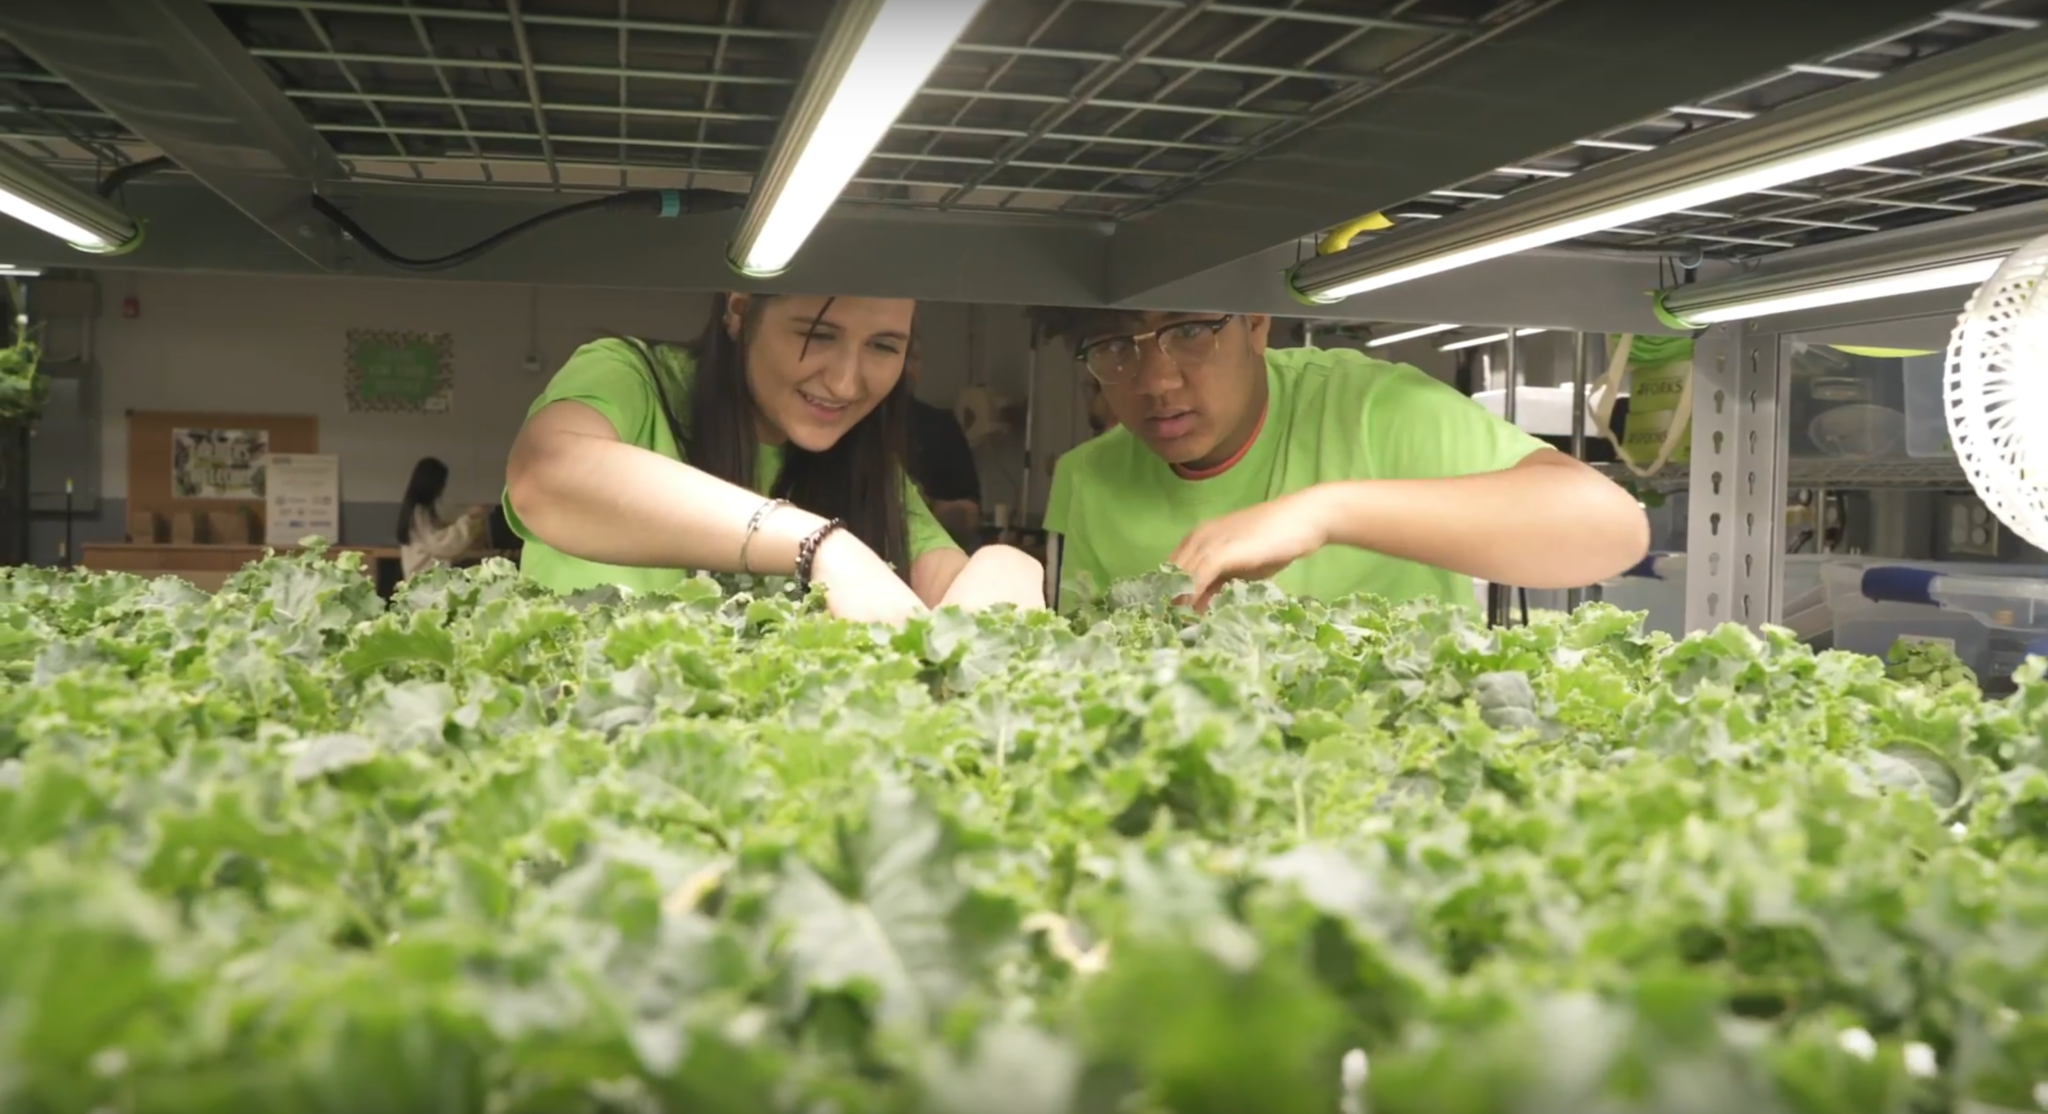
[170,427,268,499]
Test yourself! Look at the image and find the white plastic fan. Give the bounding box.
[1946,235,2048,553]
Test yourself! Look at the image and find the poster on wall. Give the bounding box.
[346,329,455,414]
[170,427,269,499]
[265,453,341,547]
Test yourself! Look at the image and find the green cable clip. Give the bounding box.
[1649,288,1700,332]
[78,217,148,258]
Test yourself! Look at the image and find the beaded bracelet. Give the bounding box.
[738,498,790,574]
[793,519,846,593]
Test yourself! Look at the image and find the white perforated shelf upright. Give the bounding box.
[1681,323,1792,633]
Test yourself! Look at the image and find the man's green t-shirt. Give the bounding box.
[504,338,958,594]
[1043,345,1549,610]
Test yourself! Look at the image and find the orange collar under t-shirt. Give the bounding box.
[1171,403,1269,481]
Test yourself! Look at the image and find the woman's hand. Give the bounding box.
[811,531,929,626]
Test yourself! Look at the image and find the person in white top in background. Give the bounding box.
[397,456,488,579]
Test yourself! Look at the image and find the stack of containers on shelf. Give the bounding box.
[1825,561,2048,680]
[1788,345,1953,462]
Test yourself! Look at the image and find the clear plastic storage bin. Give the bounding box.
[1901,354,1954,459]
[1787,346,1952,462]
[1599,554,1830,639]
[1821,561,2048,680]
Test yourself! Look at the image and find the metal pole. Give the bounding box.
[1566,332,1590,611]
[1017,331,1038,546]
[1488,332,1519,628]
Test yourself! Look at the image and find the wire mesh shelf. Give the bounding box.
[1380,0,2048,262]
[1600,456,1974,493]
[0,0,2041,260]
[0,0,1519,213]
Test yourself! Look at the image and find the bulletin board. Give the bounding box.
[126,410,319,533]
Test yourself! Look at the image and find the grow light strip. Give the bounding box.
[728,0,990,277]
[1290,28,2048,303]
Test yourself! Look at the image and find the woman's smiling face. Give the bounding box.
[732,294,917,452]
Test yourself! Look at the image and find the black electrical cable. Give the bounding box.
[97,155,175,198]
[85,159,742,273]
[308,188,746,273]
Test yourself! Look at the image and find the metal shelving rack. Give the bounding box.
[1518,307,1983,638]
[1600,456,1970,493]
[1664,307,1989,637]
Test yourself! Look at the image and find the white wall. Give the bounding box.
[93,271,711,505]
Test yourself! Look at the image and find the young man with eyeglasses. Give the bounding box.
[1034,309,1650,612]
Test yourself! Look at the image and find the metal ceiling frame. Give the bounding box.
[0,0,2025,325]
[193,0,1478,212]
[1287,22,2048,304]
[0,0,349,270]
[1393,2,2048,258]
[1102,0,1965,301]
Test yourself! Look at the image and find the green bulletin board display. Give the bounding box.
[345,329,454,413]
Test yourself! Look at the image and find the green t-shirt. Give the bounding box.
[1044,345,1548,611]
[504,338,958,594]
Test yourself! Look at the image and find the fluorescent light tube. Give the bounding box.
[1368,323,1460,347]
[1319,83,2048,301]
[0,265,43,277]
[1677,258,2002,324]
[1291,30,2048,303]
[1440,327,1547,352]
[729,0,990,277]
[1655,212,2037,327]
[0,186,113,249]
[0,144,140,254]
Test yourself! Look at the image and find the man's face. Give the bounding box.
[1077,312,1270,468]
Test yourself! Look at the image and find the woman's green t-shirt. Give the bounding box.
[503,338,959,594]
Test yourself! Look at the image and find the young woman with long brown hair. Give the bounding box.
[505,293,1043,623]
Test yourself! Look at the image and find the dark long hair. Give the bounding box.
[396,456,450,545]
[629,293,915,571]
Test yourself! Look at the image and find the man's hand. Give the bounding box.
[1169,488,1330,611]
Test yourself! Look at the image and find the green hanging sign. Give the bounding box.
[345,329,454,413]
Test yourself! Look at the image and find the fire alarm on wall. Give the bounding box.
[122,296,139,319]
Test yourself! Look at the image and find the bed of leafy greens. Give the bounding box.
[2,548,2046,1114]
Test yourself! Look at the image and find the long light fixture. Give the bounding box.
[0,144,140,254]
[1367,322,1460,347]
[1440,327,1547,352]
[1654,213,2037,327]
[728,0,990,278]
[1289,26,2048,304]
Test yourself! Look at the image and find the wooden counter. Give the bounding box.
[81,543,402,593]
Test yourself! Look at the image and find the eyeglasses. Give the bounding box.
[1073,315,1234,385]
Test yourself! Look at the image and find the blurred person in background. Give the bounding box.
[397,456,489,580]
[901,337,984,549]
